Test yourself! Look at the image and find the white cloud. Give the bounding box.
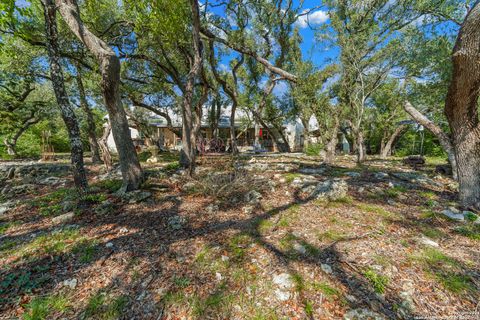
[296,10,329,28]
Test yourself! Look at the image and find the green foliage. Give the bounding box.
[22,294,70,320]
[93,179,123,193]
[72,238,99,263]
[85,293,128,320]
[304,143,323,156]
[164,161,180,172]
[29,188,78,216]
[414,248,475,293]
[312,282,341,299]
[363,268,389,294]
[454,225,480,240]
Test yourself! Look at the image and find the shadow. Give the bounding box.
[1,157,477,319]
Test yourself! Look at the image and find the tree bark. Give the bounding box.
[380,125,407,159]
[179,0,204,175]
[444,3,480,209]
[75,64,102,163]
[56,0,143,192]
[324,115,340,164]
[42,0,88,193]
[98,121,113,172]
[404,101,457,179]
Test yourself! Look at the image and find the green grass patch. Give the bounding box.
[418,191,438,200]
[72,238,99,263]
[357,203,394,219]
[92,179,123,193]
[284,173,301,183]
[317,230,346,242]
[81,193,107,204]
[256,218,274,233]
[413,248,475,294]
[173,276,191,288]
[164,161,180,172]
[9,228,87,261]
[363,268,389,294]
[191,285,234,318]
[0,221,19,235]
[454,225,480,240]
[384,186,407,198]
[0,239,17,252]
[276,204,300,227]
[228,233,252,260]
[22,294,70,320]
[84,293,128,320]
[311,281,341,300]
[421,227,445,239]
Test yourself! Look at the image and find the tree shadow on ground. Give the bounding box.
[0,159,474,319]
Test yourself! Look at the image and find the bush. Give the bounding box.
[188,167,267,203]
[304,143,324,156]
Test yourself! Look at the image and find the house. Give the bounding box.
[104,106,317,153]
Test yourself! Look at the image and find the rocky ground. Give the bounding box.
[0,153,479,320]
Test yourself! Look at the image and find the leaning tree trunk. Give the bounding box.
[42,0,88,193]
[444,3,480,209]
[404,101,458,180]
[3,113,39,157]
[3,139,16,157]
[380,125,407,159]
[75,64,102,163]
[56,0,142,192]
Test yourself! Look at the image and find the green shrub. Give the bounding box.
[304,143,323,156]
[363,268,389,294]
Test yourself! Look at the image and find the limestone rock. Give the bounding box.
[272,273,293,289]
[417,236,439,247]
[299,167,325,175]
[345,172,361,178]
[245,190,262,204]
[344,308,385,320]
[62,278,78,289]
[321,263,333,274]
[441,208,465,221]
[374,172,389,179]
[310,179,348,201]
[51,212,75,225]
[123,190,152,204]
[0,201,15,216]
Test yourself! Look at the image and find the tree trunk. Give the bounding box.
[179,0,204,175]
[324,115,340,164]
[254,120,261,152]
[444,3,480,209]
[352,127,366,163]
[3,113,39,157]
[42,0,88,193]
[75,64,102,163]
[4,140,16,157]
[230,100,238,154]
[380,125,407,159]
[98,122,113,172]
[404,101,457,180]
[56,0,143,192]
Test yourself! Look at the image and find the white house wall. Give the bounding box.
[106,127,140,153]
